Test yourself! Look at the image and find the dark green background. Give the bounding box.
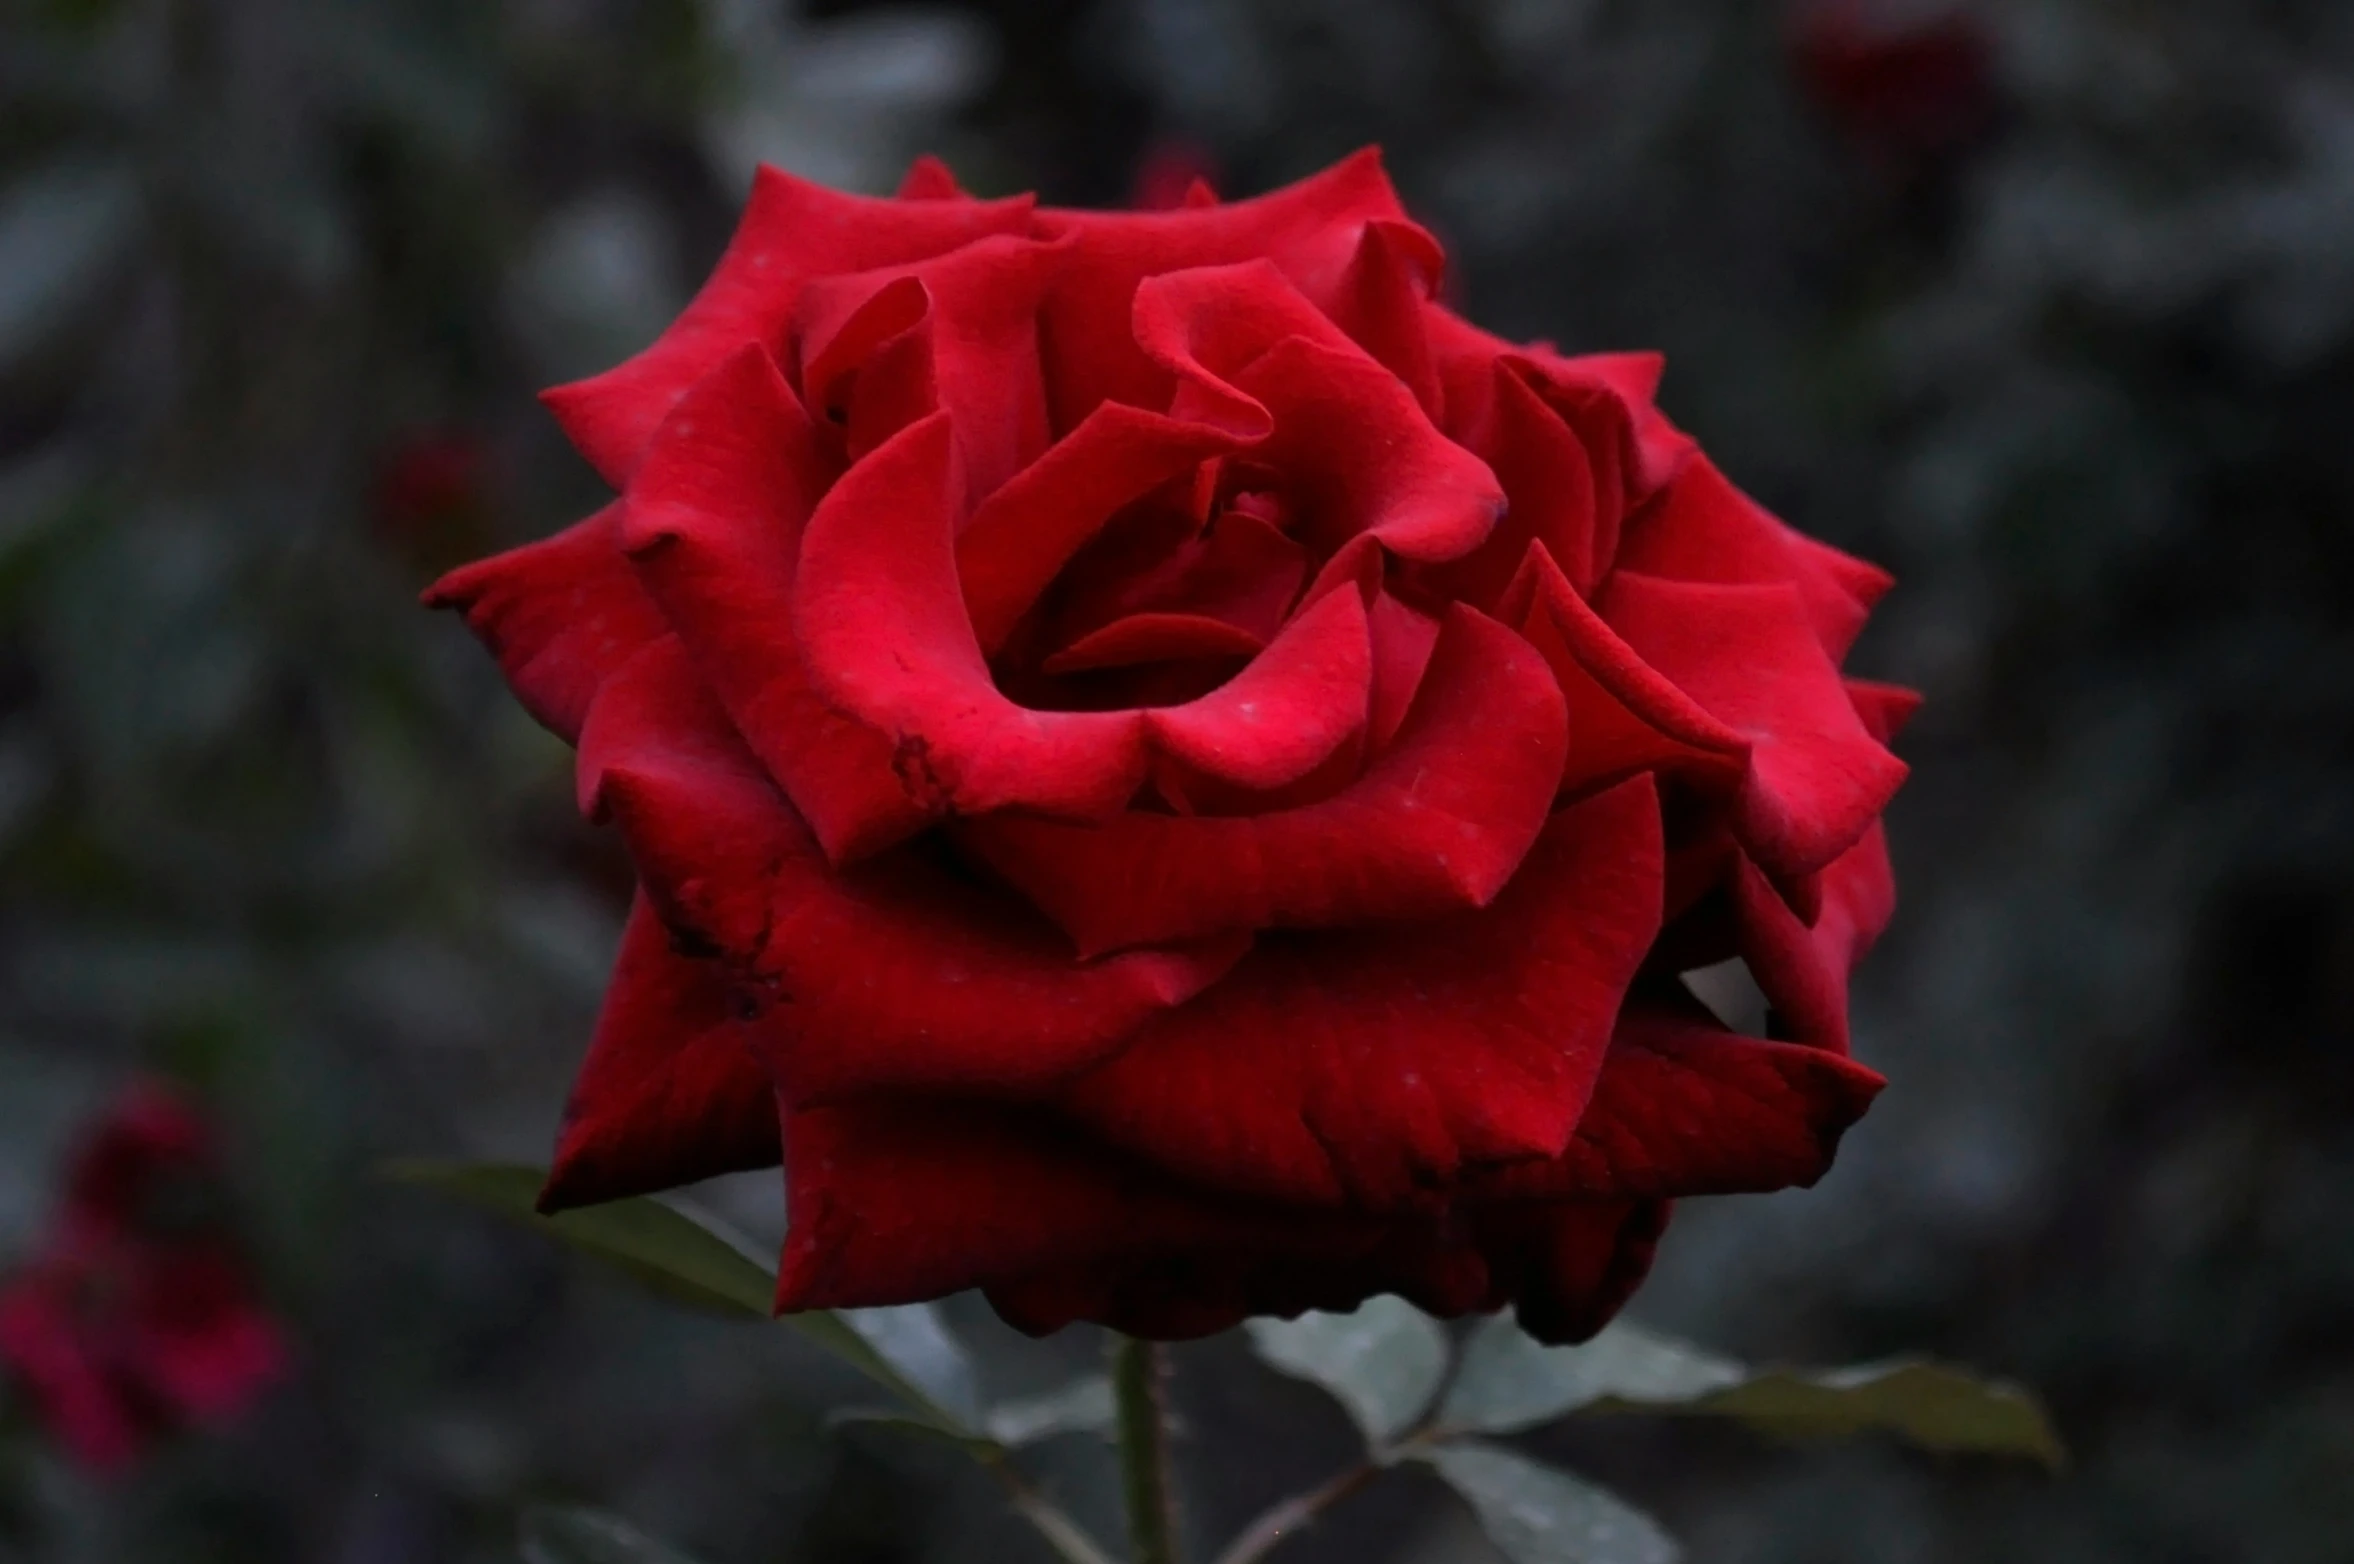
[1,1,2347,1560]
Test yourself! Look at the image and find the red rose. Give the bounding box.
[428,151,1909,1342]
[0,1083,286,1472]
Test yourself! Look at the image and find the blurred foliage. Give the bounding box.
[0,0,2349,1561]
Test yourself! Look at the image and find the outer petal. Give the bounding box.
[1847,678,1925,744]
[894,155,965,200]
[1616,456,1891,663]
[1470,1198,1673,1346]
[1601,571,1908,881]
[960,605,1566,955]
[421,504,664,743]
[1033,147,1411,424]
[579,640,1247,1102]
[773,1096,1371,1314]
[1058,777,1665,1209]
[1499,545,1750,795]
[1476,999,1885,1202]
[542,165,1033,486]
[774,1096,1668,1346]
[794,414,1153,821]
[1733,821,1898,1057]
[622,344,931,863]
[537,893,783,1212]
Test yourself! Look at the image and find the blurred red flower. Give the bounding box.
[372,428,498,577]
[373,430,487,530]
[1791,0,1997,160]
[0,1083,285,1474]
[1129,141,1220,211]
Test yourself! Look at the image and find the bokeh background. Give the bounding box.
[2,0,2350,1559]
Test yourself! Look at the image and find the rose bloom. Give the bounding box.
[0,1083,286,1472]
[430,151,1911,1341]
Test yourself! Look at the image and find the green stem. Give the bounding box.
[1110,1335,1183,1564]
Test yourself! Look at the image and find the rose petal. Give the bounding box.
[895,154,965,200]
[1601,570,1908,881]
[1499,544,1750,794]
[1034,147,1411,425]
[1057,776,1664,1209]
[1041,612,1267,675]
[963,604,1567,955]
[1617,455,1891,662]
[537,894,784,1213]
[1142,585,1371,791]
[1047,505,1309,651]
[773,1096,1361,1314]
[1423,304,1690,511]
[580,640,1248,1101]
[622,343,930,863]
[541,166,1033,486]
[1470,1197,1672,1345]
[1367,590,1441,754]
[774,1095,1665,1346]
[1414,363,1604,610]
[959,401,1246,656]
[1326,218,1446,420]
[1475,998,1886,1201]
[1233,335,1504,565]
[1132,264,1504,565]
[795,235,1064,499]
[795,412,1154,820]
[1847,678,1924,744]
[1731,823,1897,1056]
[1517,346,1695,501]
[422,503,665,744]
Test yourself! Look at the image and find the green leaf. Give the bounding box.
[1442,1318,1744,1433]
[826,1406,1000,1457]
[1439,1319,2064,1469]
[519,1506,706,1564]
[386,1161,980,1431]
[842,1303,982,1426]
[1668,1359,2066,1468]
[1418,1442,1679,1564]
[983,1375,1117,1447]
[1246,1297,1450,1446]
[387,1161,773,1318]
